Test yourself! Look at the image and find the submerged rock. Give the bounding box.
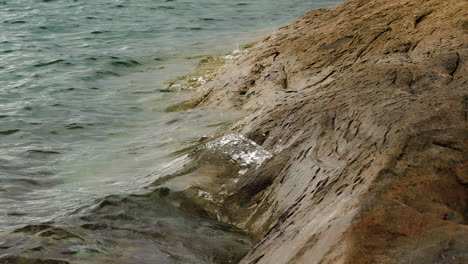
[180,0,468,263]
[0,192,251,264]
[151,133,272,221]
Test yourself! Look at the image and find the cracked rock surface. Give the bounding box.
[186,0,468,263]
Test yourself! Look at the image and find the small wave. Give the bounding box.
[7,212,27,216]
[95,70,120,76]
[4,20,27,24]
[151,6,175,10]
[27,150,61,155]
[111,60,141,67]
[1,177,41,187]
[90,30,110,34]
[64,123,84,129]
[0,129,20,135]
[199,18,216,21]
[33,59,64,67]
[175,27,204,31]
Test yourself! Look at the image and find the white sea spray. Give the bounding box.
[206,133,272,168]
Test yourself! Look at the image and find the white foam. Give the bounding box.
[206,133,272,168]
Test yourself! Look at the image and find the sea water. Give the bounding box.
[0,0,340,259]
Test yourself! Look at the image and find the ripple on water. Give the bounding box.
[0,0,339,260]
[0,191,251,263]
[33,59,64,67]
[0,129,20,135]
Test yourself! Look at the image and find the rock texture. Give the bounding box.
[183,0,468,263]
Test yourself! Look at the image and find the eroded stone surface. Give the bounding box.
[182,0,468,263]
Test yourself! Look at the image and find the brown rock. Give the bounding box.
[187,0,468,263]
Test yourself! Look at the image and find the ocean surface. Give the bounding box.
[0,0,339,262]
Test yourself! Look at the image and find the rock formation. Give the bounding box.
[1,0,466,263]
[181,0,468,262]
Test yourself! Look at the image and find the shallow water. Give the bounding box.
[1,0,340,261]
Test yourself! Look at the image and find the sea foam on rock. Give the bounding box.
[206,133,272,168]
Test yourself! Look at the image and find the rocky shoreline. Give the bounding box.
[1,0,467,263]
[170,0,468,262]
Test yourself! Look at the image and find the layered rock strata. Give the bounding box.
[181,0,468,262]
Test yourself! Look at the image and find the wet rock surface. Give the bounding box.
[178,0,468,263]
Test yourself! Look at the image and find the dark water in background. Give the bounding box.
[0,0,341,262]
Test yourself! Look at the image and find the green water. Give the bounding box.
[0,0,341,262]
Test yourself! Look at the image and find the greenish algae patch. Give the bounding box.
[164,55,227,92]
[164,47,254,112]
